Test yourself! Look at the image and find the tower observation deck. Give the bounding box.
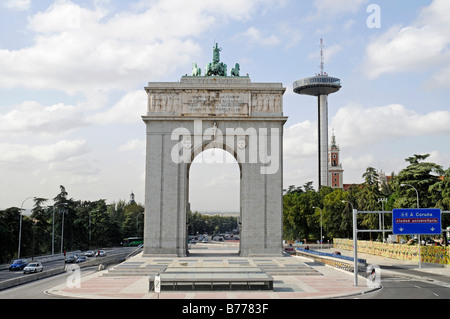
[293,39,342,189]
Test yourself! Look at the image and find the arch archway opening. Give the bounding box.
[187,148,240,256]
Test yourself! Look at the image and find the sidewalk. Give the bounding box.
[46,245,377,299]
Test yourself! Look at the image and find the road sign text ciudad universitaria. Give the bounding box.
[393,208,442,235]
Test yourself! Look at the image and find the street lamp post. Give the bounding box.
[378,198,387,242]
[52,206,55,255]
[342,200,358,287]
[18,196,36,258]
[313,207,323,250]
[400,183,421,268]
[52,202,67,255]
[400,184,419,208]
[60,207,67,254]
[89,211,92,249]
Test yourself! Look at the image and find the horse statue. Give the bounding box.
[231,63,240,77]
[205,43,227,76]
[192,62,201,76]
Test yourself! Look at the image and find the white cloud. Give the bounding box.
[0,0,281,96]
[0,139,90,163]
[240,27,281,48]
[49,158,100,175]
[193,148,238,165]
[277,23,303,49]
[364,0,450,81]
[312,0,368,18]
[91,90,147,124]
[308,43,342,63]
[235,22,303,50]
[0,101,86,134]
[3,0,30,11]
[330,103,450,148]
[284,120,317,159]
[428,151,450,169]
[364,25,447,79]
[119,139,145,153]
[342,154,374,172]
[282,102,450,187]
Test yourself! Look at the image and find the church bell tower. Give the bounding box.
[328,130,343,189]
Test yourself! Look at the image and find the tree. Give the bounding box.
[358,167,382,239]
[52,186,77,252]
[322,188,350,238]
[187,211,238,236]
[122,202,145,238]
[283,185,303,195]
[395,154,444,209]
[0,208,22,263]
[362,167,379,186]
[432,167,450,210]
[430,167,450,246]
[30,198,51,257]
[283,186,320,242]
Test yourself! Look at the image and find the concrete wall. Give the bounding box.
[334,238,450,265]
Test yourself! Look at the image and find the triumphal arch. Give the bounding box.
[142,44,287,257]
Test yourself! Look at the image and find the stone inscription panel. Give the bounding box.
[181,91,249,116]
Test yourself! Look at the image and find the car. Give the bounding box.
[85,251,95,257]
[65,254,78,263]
[406,238,419,245]
[23,262,43,274]
[9,259,28,271]
[95,250,106,257]
[284,247,295,255]
[76,256,87,263]
[425,238,442,246]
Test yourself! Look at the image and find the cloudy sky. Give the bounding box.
[1,0,449,212]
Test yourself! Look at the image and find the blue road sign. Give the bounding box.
[393,208,441,235]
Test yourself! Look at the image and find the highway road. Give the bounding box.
[342,266,450,299]
[358,277,450,299]
[1,247,136,280]
[0,267,98,299]
[0,257,66,282]
[0,247,137,299]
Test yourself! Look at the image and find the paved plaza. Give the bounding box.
[47,243,376,299]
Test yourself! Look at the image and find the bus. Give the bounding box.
[123,237,143,247]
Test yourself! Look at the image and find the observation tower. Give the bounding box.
[293,39,341,189]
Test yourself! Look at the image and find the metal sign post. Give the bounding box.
[155,275,161,299]
[352,209,358,287]
[393,208,442,269]
[351,209,448,287]
[352,210,393,287]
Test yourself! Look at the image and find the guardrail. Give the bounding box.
[296,248,367,265]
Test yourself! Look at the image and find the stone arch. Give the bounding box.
[142,76,287,257]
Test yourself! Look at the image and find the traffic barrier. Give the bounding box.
[296,248,367,265]
[0,267,65,290]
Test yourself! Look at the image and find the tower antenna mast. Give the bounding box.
[320,38,324,76]
[293,38,342,189]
